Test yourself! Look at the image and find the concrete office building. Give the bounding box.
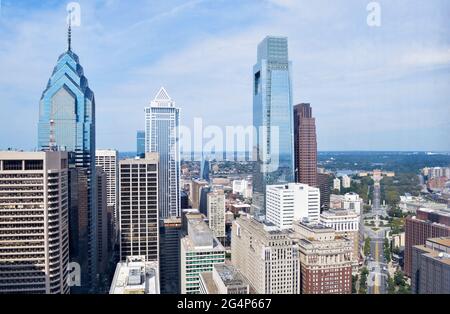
[119,153,159,262]
[231,215,300,294]
[207,189,226,240]
[95,149,118,241]
[199,264,251,294]
[320,209,360,270]
[180,215,225,294]
[109,256,159,294]
[411,237,450,294]
[294,103,317,187]
[190,179,208,210]
[291,221,353,294]
[266,183,320,229]
[405,207,450,277]
[0,151,70,294]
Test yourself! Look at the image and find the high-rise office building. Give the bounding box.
[207,189,226,240]
[96,167,109,275]
[317,172,331,211]
[266,183,321,229]
[411,237,450,294]
[0,151,70,294]
[37,25,97,286]
[136,130,145,158]
[294,103,317,187]
[145,87,181,219]
[342,175,351,189]
[191,179,208,209]
[200,157,210,182]
[333,178,341,192]
[159,217,182,294]
[95,149,118,242]
[180,215,225,294]
[404,208,450,277]
[231,215,300,294]
[252,36,295,216]
[119,153,159,262]
[291,221,353,294]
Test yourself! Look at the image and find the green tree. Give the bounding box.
[387,275,396,294]
[364,237,371,257]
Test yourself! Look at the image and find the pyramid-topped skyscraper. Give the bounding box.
[37,19,97,291]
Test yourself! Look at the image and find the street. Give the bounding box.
[365,178,389,294]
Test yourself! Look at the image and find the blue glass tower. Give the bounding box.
[145,87,181,219]
[136,130,145,157]
[252,36,295,216]
[37,24,97,289]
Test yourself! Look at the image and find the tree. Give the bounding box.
[384,238,391,263]
[352,275,358,294]
[387,275,396,294]
[364,237,371,257]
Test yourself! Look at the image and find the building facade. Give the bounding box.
[119,153,159,262]
[404,208,450,276]
[252,36,295,216]
[159,217,182,294]
[266,183,321,229]
[231,215,300,294]
[207,189,226,239]
[199,264,251,294]
[0,151,70,294]
[411,237,450,294]
[145,87,181,219]
[95,149,118,241]
[180,215,225,294]
[294,103,317,187]
[317,172,331,212]
[291,221,353,294]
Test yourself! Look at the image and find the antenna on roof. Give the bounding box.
[67,8,73,51]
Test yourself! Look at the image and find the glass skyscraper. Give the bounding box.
[136,130,145,157]
[145,87,181,219]
[37,29,97,290]
[252,36,295,216]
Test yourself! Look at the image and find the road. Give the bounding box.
[365,178,388,294]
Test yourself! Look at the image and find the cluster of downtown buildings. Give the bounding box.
[0,25,449,295]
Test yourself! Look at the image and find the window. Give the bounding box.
[3,160,23,171]
[25,160,43,171]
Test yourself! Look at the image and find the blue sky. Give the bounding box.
[0,0,449,152]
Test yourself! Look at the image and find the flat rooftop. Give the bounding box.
[109,258,159,294]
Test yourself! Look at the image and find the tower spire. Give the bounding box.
[67,9,72,51]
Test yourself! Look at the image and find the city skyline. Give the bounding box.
[0,1,449,152]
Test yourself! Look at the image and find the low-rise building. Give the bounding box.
[199,264,251,294]
[109,256,160,294]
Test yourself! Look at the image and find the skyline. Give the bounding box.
[0,0,450,152]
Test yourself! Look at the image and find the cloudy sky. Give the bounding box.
[0,0,449,152]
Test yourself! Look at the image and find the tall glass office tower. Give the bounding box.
[252,36,295,216]
[37,26,97,289]
[145,87,181,219]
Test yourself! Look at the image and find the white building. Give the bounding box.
[232,179,252,198]
[207,189,226,239]
[343,192,363,214]
[109,256,159,294]
[145,87,180,219]
[342,175,351,188]
[333,178,341,191]
[119,153,159,262]
[95,149,118,235]
[0,151,70,294]
[266,183,320,229]
[180,215,225,294]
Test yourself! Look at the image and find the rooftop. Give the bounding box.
[109,256,159,294]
